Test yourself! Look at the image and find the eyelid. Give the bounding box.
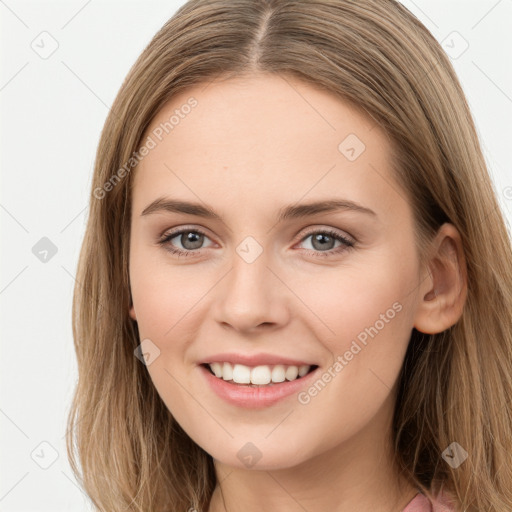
[158,224,356,257]
[159,224,212,240]
[159,224,354,244]
[295,225,355,245]
[158,225,215,246]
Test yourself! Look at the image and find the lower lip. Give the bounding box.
[199,365,319,408]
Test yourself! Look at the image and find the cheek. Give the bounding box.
[129,254,207,430]
[289,248,417,374]
[278,257,416,452]
[129,247,205,341]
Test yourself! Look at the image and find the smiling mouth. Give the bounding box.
[201,362,319,387]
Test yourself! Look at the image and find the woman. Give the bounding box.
[66,1,512,511]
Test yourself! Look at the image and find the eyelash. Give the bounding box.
[157,227,355,258]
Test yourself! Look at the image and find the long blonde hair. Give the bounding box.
[66,1,512,510]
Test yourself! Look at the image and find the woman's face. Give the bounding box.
[128,73,426,470]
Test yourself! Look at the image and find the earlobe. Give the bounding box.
[413,224,468,335]
[129,304,137,321]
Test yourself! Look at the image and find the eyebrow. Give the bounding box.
[141,197,377,222]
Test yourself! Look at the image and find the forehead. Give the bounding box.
[132,73,405,220]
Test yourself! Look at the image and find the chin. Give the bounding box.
[207,439,312,472]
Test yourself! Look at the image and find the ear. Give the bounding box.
[129,303,137,321]
[413,223,468,335]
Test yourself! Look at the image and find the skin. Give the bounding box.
[128,73,467,512]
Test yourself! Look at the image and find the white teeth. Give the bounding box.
[210,362,223,378]
[251,365,271,385]
[232,364,251,384]
[285,365,299,381]
[298,365,310,377]
[207,362,313,385]
[271,365,286,383]
[222,362,233,381]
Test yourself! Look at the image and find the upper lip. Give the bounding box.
[200,352,317,367]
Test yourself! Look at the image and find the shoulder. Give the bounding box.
[403,490,457,512]
[431,489,457,512]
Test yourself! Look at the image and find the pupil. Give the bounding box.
[182,232,203,250]
[312,233,334,251]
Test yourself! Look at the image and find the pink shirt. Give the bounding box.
[402,491,455,512]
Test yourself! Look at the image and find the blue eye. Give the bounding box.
[158,228,213,257]
[297,229,354,257]
[158,228,354,258]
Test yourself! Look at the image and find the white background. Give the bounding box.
[1,1,511,510]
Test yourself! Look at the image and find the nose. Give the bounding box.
[212,245,291,333]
